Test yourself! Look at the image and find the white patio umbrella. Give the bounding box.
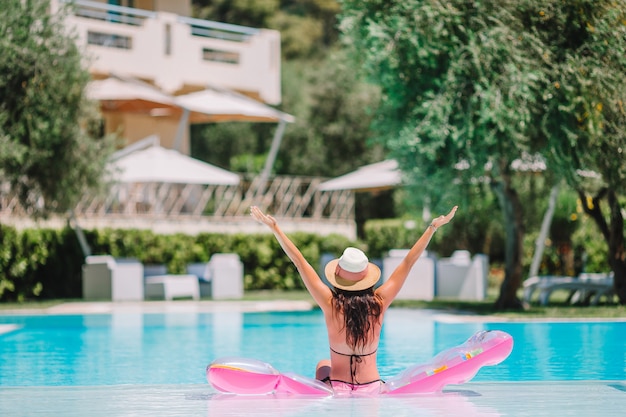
[109,137,240,185]
[88,76,294,193]
[174,87,295,124]
[85,76,178,115]
[318,160,403,192]
[173,86,294,194]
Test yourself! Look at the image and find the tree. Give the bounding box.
[277,51,383,177]
[527,0,626,303]
[192,0,341,59]
[191,50,383,178]
[0,0,114,219]
[340,0,549,309]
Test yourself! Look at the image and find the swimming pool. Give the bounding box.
[1,308,625,386]
[1,305,625,416]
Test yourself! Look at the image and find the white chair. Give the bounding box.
[523,272,614,306]
[382,249,435,300]
[186,262,212,298]
[82,256,144,301]
[436,251,487,301]
[144,274,200,301]
[208,253,244,299]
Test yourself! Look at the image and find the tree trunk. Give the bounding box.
[579,189,626,305]
[492,175,525,310]
[529,184,560,277]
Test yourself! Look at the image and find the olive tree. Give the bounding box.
[0,0,114,219]
[340,0,548,309]
[529,0,626,303]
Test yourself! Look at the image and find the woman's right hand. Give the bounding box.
[430,206,458,230]
[250,206,277,228]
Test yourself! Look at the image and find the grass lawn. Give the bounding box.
[1,289,624,319]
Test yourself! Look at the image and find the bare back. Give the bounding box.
[322,305,386,384]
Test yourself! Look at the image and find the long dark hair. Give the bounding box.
[332,287,383,350]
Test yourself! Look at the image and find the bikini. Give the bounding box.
[322,347,384,392]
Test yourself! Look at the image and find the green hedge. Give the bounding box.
[0,209,612,301]
[0,224,355,301]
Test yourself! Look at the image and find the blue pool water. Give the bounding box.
[0,309,625,387]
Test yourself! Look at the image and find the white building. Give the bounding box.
[51,0,284,154]
[1,1,357,238]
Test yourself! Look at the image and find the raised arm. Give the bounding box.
[376,206,458,307]
[250,206,332,309]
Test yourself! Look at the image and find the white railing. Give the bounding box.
[65,0,157,26]
[54,0,281,104]
[177,16,260,42]
[0,176,356,238]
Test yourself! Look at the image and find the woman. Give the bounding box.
[250,205,457,394]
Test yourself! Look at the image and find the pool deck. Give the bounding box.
[1,381,625,417]
[0,300,315,316]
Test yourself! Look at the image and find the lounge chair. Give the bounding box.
[144,274,200,301]
[186,262,212,298]
[206,253,244,300]
[436,251,488,301]
[143,263,200,301]
[82,256,144,301]
[522,272,615,306]
[186,255,244,300]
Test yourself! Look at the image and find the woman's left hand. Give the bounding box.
[250,206,277,228]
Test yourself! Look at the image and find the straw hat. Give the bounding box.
[324,247,381,291]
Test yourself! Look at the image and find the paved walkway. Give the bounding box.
[0,299,315,316]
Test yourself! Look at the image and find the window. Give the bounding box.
[165,24,171,56]
[202,48,239,64]
[87,31,132,49]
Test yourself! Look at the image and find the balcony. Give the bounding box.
[53,0,282,104]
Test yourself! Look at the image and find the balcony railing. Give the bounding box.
[178,16,260,42]
[54,0,281,104]
[67,0,157,26]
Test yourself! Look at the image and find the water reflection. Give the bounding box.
[212,312,243,358]
[205,389,502,417]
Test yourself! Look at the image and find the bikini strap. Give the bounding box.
[329,347,377,387]
[329,347,377,357]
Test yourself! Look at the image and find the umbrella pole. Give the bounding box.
[173,108,191,152]
[68,209,92,258]
[254,118,287,198]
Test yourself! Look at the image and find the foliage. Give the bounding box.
[192,0,341,60]
[190,122,274,173]
[339,0,553,309]
[339,0,546,197]
[0,0,115,217]
[339,0,626,306]
[363,197,504,262]
[0,224,83,301]
[278,51,384,177]
[190,1,384,180]
[523,0,626,303]
[572,223,612,273]
[0,225,357,301]
[363,218,428,260]
[191,51,383,178]
[192,0,280,28]
[528,0,626,192]
[1,214,613,301]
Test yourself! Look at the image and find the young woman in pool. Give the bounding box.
[250,205,458,394]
